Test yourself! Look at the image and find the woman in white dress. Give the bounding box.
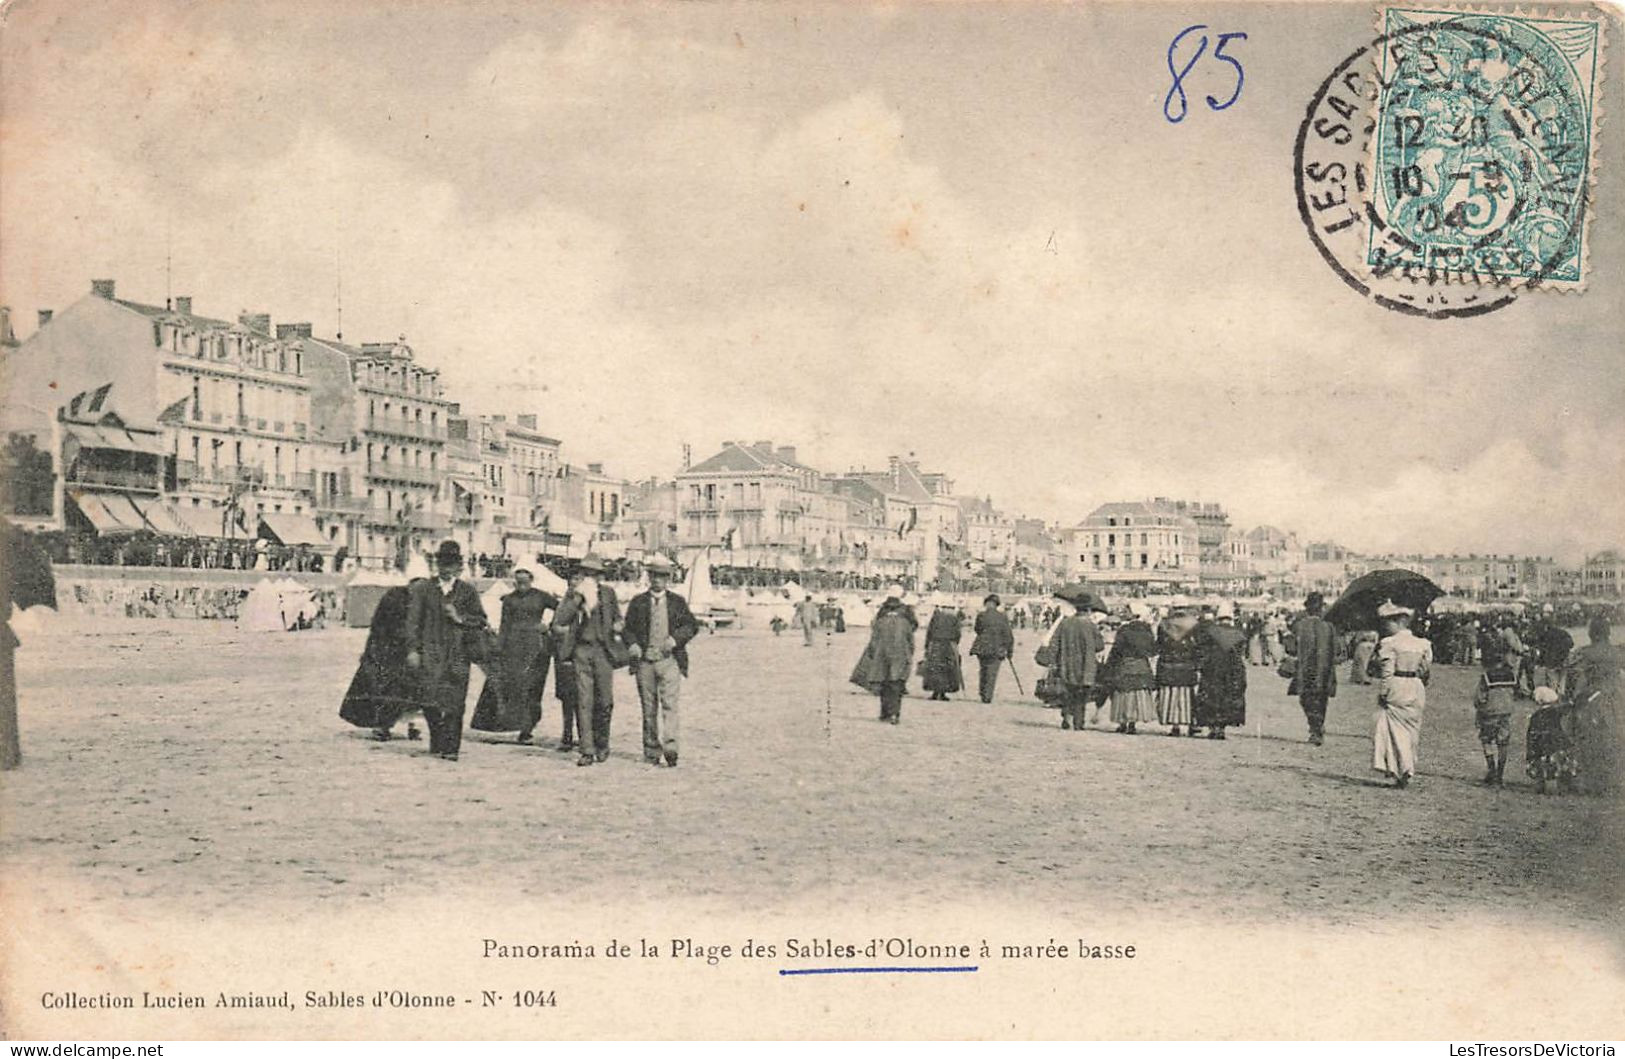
[1370,601,1433,788]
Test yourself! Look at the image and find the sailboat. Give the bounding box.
[684,546,738,629]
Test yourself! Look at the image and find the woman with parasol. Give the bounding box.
[1325,569,1443,789]
[1369,601,1434,788]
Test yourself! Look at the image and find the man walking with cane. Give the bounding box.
[970,593,1014,703]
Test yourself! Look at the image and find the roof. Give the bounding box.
[113,298,235,330]
[685,441,813,476]
[1080,500,1198,527]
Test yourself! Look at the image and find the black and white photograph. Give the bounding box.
[1,0,1622,1042]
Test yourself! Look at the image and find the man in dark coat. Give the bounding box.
[970,594,1014,704]
[623,555,699,766]
[470,568,558,743]
[865,588,917,724]
[551,554,622,766]
[1049,592,1105,731]
[405,540,487,761]
[1289,591,1338,745]
[339,575,424,740]
[1530,606,1574,698]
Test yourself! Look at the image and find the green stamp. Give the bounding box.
[1369,8,1601,290]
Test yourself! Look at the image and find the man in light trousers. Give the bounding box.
[624,556,699,767]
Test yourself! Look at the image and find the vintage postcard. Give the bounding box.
[2,0,1622,1042]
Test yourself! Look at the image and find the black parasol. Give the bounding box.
[1324,568,1443,631]
[1052,582,1108,613]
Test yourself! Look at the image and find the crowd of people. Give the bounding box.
[34,530,327,572]
[340,541,695,769]
[846,584,1623,795]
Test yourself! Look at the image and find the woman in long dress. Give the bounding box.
[1370,601,1433,788]
[1193,603,1248,739]
[1107,606,1158,735]
[1156,605,1200,737]
[921,598,965,701]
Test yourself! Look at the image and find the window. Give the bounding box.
[1108,533,1116,547]
[1141,553,1149,567]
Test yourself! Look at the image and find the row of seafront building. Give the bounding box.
[1,281,1621,596]
[0,281,626,569]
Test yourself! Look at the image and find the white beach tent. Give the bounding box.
[239,580,292,632]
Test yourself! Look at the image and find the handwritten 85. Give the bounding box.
[1164,24,1248,124]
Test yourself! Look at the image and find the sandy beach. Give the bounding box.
[4,618,1620,927]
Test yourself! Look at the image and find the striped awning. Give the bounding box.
[259,512,325,548]
[135,499,194,537]
[62,421,167,456]
[69,491,144,535]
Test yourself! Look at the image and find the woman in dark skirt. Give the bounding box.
[1156,603,1201,736]
[1193,603,1248,739]
[470,569,559,744]
[921,597,965,701]
[1107,605,1158,734]
[339,580,421,740]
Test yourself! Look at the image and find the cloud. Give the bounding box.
[3,5,1620,563]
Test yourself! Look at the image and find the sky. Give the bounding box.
[2,0,1621,562]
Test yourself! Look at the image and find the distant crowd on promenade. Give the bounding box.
[851,585,1622,796]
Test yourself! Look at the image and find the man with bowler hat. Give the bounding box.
[624,554,699,766]
[551,554,623,766]
[969,593,1014,704]
[405,540,487,761]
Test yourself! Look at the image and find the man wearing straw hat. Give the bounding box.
[624,554,698,767]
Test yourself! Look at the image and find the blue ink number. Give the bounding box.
[1164,25,1248,124]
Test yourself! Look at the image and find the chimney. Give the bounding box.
[90,278,116,299]
[776,445,797,464]
[517,414,537,430]
[0,307,16,347]
[174,296,193,315]
[37,308,53,328]
[239,311,271,335]
[275,322,313,340]
[753,439,772,451]
[587,462,604,474]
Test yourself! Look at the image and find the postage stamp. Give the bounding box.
[1366,8,1604,291]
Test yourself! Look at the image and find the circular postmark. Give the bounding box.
[1294,13,1597,318]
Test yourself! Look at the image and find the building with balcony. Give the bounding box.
[1070,500,1201,589]
[3,280,333,552]
[1582,549,1623,599]
[302,333,455,568]
[827,454,960,585]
